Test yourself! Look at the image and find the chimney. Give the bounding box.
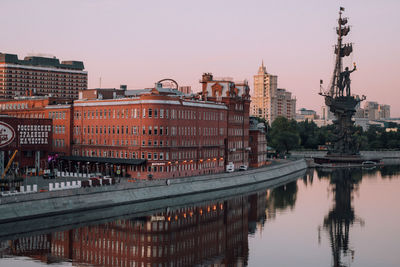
[201,73,213,94]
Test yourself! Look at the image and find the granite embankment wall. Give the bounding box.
[0,159,306,223]
[291,150,400,159]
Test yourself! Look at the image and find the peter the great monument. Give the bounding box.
[315,7,380,165]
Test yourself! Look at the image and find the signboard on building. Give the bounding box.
[18,124,51,145]
[0,116,52,151]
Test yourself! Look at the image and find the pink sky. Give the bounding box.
[2,0,400,116]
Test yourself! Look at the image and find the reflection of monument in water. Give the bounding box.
[319,168,364,267]
[315,7,380,165]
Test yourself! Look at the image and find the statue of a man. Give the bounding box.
[339,63,357,96]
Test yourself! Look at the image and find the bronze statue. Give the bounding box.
[339,63,356,96]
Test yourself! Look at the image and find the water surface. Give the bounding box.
[0,166,399,267]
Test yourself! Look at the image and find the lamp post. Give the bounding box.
[86,162,90,177]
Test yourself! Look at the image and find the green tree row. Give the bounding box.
[256,116,400,154]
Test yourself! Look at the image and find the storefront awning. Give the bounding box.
[60,156,146,165]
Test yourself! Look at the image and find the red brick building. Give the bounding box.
[0,97,73,156]
[0,53,87,99]
[249,117,268,168]
[71,85,229,178]
[0,73,251,179]
[200,73,251,169]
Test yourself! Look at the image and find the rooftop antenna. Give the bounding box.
[99,76,102,88]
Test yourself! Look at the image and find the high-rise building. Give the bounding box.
[250,62,296,123]
[355,101,391,120]
[251,62,277,121]
[0,52,87,99]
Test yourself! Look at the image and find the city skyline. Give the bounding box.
[1,0,399,116]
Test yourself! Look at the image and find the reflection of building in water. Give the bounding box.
[6,196,251,266]
[264,181,298,223]
[8,234,54,264]
[248,191,267,234]
[0,240,11,258]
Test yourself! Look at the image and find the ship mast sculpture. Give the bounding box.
[319,7,366,158]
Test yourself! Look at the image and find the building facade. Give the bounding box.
[250,62,296,123]
[296,108,320,122]
[71,89,229,179]
[249,117,267,168]
[0,73,251,179]
[362,101,391,120]
[0,97,73,156]
[200,73,251,169]
[0,53,87,99]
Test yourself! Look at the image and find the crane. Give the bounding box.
[1,150,18,179]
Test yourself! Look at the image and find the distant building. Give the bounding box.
[321,105,334,121]
[250,62,296,123]
[0,52,87,99]
[296,108,319,122]
[355,101,391,120]
[178,86,192,94]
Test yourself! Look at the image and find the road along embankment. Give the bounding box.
[0,159,306,224]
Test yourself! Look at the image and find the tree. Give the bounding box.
[269,116,300,154]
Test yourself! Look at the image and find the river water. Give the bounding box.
[0,166,399,267]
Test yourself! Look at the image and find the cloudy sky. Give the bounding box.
[2,0,399,115]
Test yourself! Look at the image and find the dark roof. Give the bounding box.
[0,53,84,70]
[60,156,146,165]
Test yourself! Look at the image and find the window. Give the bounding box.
[143,108,146,118]
[160,127,163,135]
[147,153,152,160]
[154,109,158,118]
[154,126,158,135]
[148,108,152,118]
[160,109,164,118]
[148,126,152,135]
